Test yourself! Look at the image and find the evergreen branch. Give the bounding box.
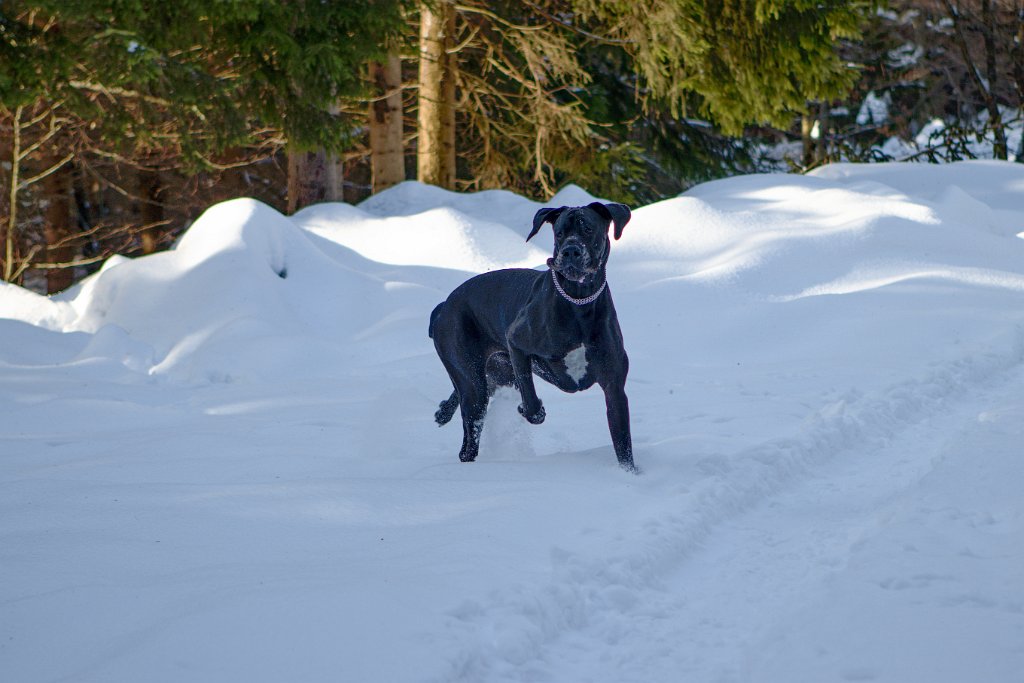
[520,1,634,46]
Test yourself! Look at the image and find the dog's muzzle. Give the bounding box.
[551,240,594,282]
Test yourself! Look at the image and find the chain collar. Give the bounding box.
[551,267,606,305]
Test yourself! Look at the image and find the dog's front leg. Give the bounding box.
[602,381,636,473]
[507,344,545,424]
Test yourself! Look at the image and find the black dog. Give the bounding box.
[428,202,636,472]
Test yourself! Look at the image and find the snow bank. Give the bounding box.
[2,161,1023,682]
[293,202,548,273]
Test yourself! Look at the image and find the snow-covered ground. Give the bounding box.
[2,161,1023,682]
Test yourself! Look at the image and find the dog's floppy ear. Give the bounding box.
[528,206,566,242]
[587,202,632,240]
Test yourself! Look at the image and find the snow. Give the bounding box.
[3,160,1024,682]
[867,107,1024,163]
[856,90,892,126]
[886,42,924,69]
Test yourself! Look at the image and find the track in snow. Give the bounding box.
[439,341,1024,683]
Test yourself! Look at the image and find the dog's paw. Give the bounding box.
[518,402,546,425]
[619,460,641,475]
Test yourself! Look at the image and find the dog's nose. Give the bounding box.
[560,243,583,261]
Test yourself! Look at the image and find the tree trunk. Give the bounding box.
[370,54,405,193]
[138,168,164,255]
[1,168,11,285]
[43,158,73,293]
[322,103,345,203]
[417,0,456,189]
[288,147,328,213]
[801,109,815,169]
[815,103,830,165]
[323,149,344,203]
[1012,2,1024,162]
[287,139,343,213]
[980,0,1008,160]
[3,106,23,283]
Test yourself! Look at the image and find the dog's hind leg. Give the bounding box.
[433,351,487,462]
[456,376,488,462]
[432,315,490,462]
[435,389,459,425]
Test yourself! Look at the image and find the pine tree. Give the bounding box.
[574,0,871,135]
[1,0,402,288]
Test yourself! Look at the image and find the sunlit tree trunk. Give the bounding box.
[801,109,815,169]
[3,105,24,284]
[287,146,341,213]
[370,54,405,193]
[417,0,456,189]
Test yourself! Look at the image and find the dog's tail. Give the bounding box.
[428,302,445,340]
[429,303,458,425]
[435,389,459,426]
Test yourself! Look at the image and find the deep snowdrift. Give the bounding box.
[2,161,1023,682]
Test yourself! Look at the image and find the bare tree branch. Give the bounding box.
[68,80,176,108]
[18,153,74,190]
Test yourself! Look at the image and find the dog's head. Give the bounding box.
[527,202,632,283]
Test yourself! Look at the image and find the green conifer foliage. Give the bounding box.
[1,0,402,286]
[1,0,403,162]
[576,0,872,134]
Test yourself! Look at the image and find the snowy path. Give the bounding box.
[440,352,1024,683]
[4,163,1024,682]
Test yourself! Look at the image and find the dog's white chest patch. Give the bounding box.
[563,344,589,384]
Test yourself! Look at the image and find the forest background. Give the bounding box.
[2,0,1022,294]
